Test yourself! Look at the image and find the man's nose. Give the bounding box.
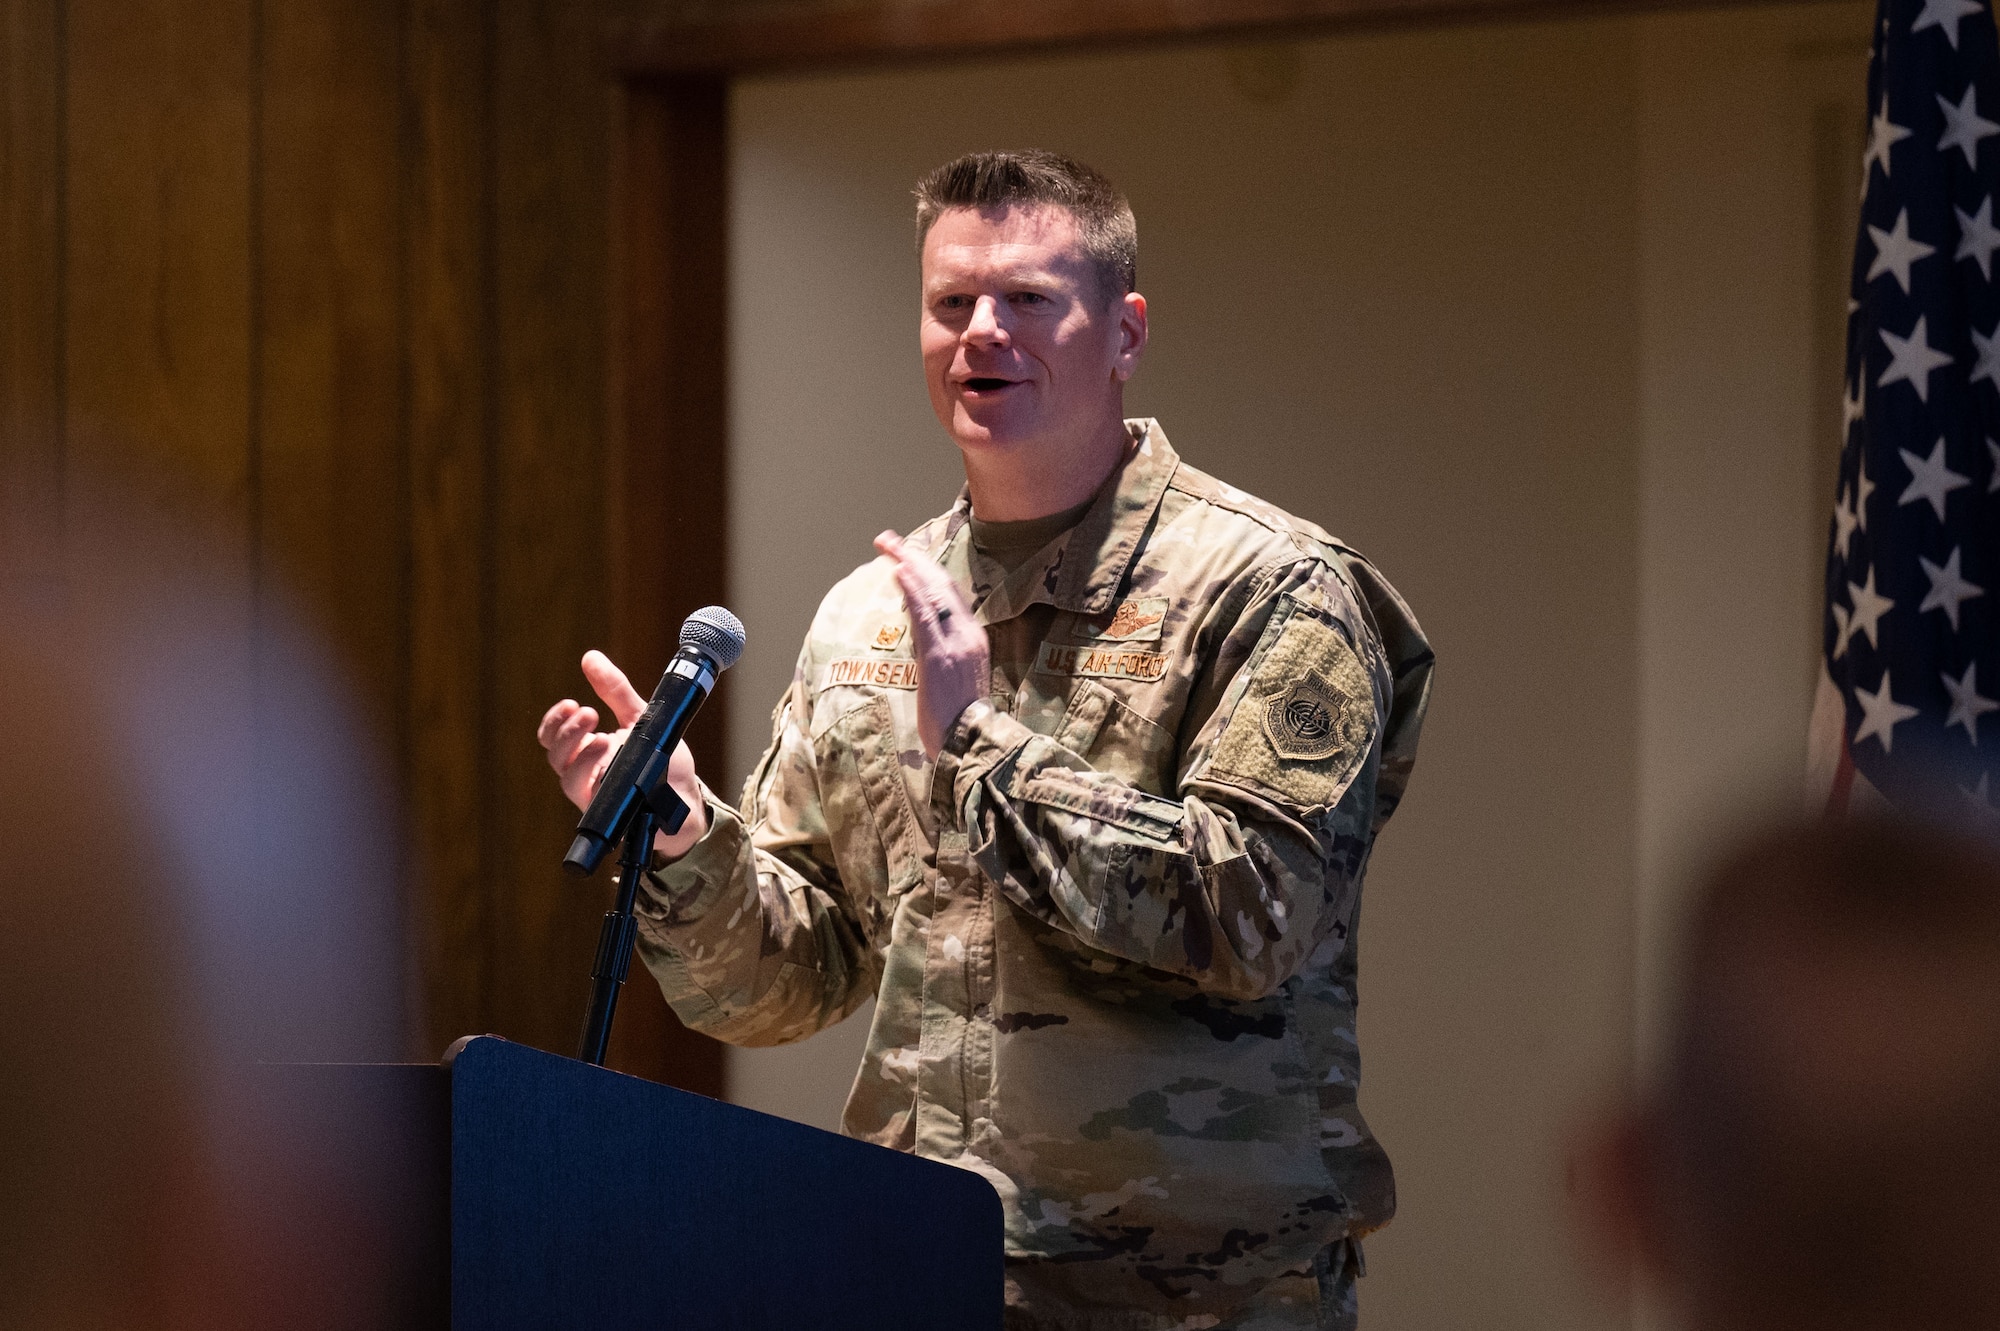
[964,295,1008,345]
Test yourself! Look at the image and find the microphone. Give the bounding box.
[562,606,745,878]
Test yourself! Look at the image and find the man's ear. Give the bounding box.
[1113,291,1148,382]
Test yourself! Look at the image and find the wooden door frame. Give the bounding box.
[611,0,1759,77]
[601,72,730,1094]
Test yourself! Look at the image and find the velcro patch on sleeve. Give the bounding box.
[1205,609,1376,810]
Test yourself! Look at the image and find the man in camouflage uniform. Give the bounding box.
[540,152,1432,1330]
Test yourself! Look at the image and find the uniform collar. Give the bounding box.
[933,419,1180,626]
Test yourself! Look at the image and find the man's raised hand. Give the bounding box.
[537,650,707,858]
[874,530,990,757]
[538,650,645,811]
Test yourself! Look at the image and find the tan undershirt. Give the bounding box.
[968,495,1095,576]
[970,495,1094,704]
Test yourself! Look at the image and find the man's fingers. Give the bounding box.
[878,534,938,618]
[573,733,613,785]
[876,532,932,621]
[581,650,648,728]
[550,732,616,811]
[538,698,580,749]
[877,529,948,598]
[543,652,646,812]
[873,528,989,760]
[891,561,936,622]
[544,706,601,773]
[876,531,973,628]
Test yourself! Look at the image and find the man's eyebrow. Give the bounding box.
[923,267,1066,296]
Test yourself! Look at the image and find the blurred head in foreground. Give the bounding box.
[1581,816,2000,1331]
[0,459,407,1328]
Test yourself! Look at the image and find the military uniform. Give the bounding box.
[636,421,1433,1330]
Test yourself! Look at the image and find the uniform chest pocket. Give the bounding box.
[816,695,928,899]
[1040,677,1176,793]
[1050,678,1113,755]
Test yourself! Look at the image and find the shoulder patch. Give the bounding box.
[1206,608,1375,809]
[1263,670,1347,760]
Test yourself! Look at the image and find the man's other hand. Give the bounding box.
[874,531,990,757]
[537,650,708,860]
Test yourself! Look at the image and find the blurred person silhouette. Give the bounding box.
[0,455,414,1329]
[1576,815,2000,1331]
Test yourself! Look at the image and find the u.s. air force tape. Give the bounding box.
[1032,641,1169,682]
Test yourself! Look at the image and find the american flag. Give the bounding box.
[1811,0,2000,817]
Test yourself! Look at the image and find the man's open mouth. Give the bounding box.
[962,377,1018,392]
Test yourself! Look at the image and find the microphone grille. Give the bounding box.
[679,605,746,671]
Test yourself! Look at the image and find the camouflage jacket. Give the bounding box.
[636,421,1433,1330]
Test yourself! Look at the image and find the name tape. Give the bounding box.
[823,657,920,690]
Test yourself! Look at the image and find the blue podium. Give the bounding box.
[281,1036,1003,1330]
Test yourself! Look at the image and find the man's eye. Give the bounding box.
[936,295,971,312]
[1011,292,1050,307]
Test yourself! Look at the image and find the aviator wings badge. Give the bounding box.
[1262,669,1347,762]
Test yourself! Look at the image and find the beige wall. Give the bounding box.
[1634,10,1868,1066]
[721,6,1866,1327]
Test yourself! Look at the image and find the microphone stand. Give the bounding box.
[577,783,689,1066]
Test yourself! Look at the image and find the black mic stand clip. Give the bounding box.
[577,778,690,1067]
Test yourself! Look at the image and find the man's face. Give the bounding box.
[919,204,1145,458]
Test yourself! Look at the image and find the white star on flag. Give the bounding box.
[1943,662,2000,741]
[1973,322,2000,388]
[1846,566,1897,651]
[1965,772,1998,814]
[1854,670,1923,751]
[1865,99,1913,183]
[1898,437,1971,520]
[1858,458,1877,531]
[1919,545,1985,629]
[1843,377,1866,434]
[1832,602,1854,659]
[1878,315,1954,401]
[1833,486,1860,560]
[1956,197,2000,279]
[1868,208,1937,292]
[1914,0,1985,49]
[1937,85,2000,166]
